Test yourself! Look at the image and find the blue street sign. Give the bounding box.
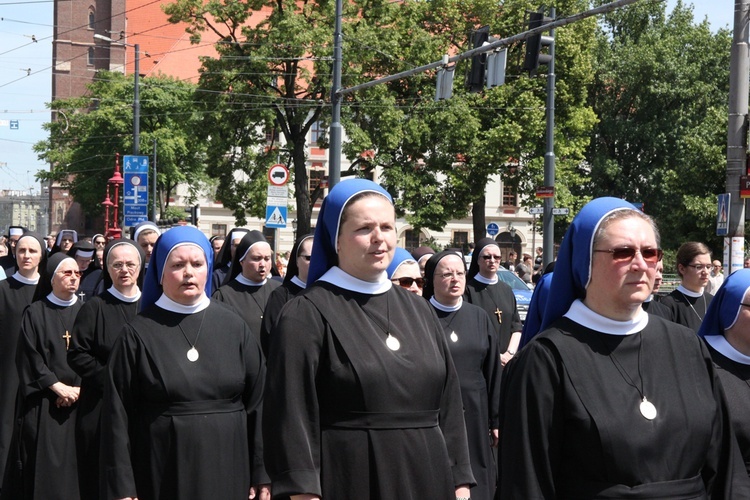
[265,205,287,228]
[123,155,149,226]
[124,215,149,227]
[717,193,730,236]
[124,204,149,216]
[487,222,499,236]
[9,120,18,130]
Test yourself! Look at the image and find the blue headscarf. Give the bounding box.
[140,225,213,312]
[307,179,393,285]
[520,271,554,347]
[698,269,750,338]
[386,247,417,279]
[539,197,639,331]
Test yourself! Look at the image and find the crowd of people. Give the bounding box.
[0,183,749,499]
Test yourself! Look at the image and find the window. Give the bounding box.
[211,224,227,237]
[88,8,95,29]
[311,121,325,145]
[403,229,422,252]
[452,231,469,252]
[265,126,279,143]
[87,47,95,66]
[502,182,517,207]
[309,164,325,198]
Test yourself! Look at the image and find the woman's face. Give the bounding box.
[52,258,80,300]
[585,217,658,320]
[161,245,208,305]
[433,254,466,304]
[15,237,42,275]
[725,289,750,356]
[296,238,313,283]
[391,262,423,296]
[337,195,396,282]
[107,244,141,292]
[678,253,712,293]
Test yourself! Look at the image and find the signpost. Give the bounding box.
[123,155,149,228]
[487,222,499,236]
[265,164,289,229]
[552,207,569,215]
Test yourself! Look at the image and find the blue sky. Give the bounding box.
[0,0,735,192]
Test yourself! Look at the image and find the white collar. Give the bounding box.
[235,274,267,287]
[430,296,462,312]
[108,285,141,303]
[12,271,39,285]
[704,335,750,365]
[677,284,704,298]
[564,299,649,336]
[47,292,77,307]
[474,273,498,285]
[155,293,210,314]
[644,294,654,303]
[290,275,306,289]
[319,266,392,294]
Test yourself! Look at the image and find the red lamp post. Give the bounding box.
[105,153,124,239]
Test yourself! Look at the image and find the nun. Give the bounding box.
[260,233,313,356]
[411,245,435,276]
[661,242,714,332]
[0,232,46,491]
[50,229,78,255]
[12,252,82,499]
[67,239,144,500]
[387,247,424,295]
[212,230,281,342]
[100,226,268,500]
[464,238,522,367]
[423,251,501,500]
[263,179,474,499]
[211,227,248,291]
[68,240,101,302]
[698,269,750,480]
[132,221,160,267]
[0,225,27,276]
[499,197,743,498]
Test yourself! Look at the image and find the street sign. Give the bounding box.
[717,193,729,236]
[268,164,289,186]
[265,205,287,228]
[123,155,149,227]
[552,207,570,215]
[9,120,18,130]
[535,186,554,198]
[741,176,750,198]
[487,222,499,236]
[528,207,544,215]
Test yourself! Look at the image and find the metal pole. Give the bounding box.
[543,8,556,267]
[727,0,750,274]
[328,0,343,188]
[152,138,157,221]
[133,44,140,156]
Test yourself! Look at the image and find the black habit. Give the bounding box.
[212,279,280,340]
[67,290,139,500]
[641,298,673,321]
[464,278,522,352]
[661,289,713,333]
[433,301,501,500]
[260,280,304,357]
[101,301,267,500]
[264,283,475,499]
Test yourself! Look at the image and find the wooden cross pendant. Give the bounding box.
[62,330,71,350]
[494,308,502,324]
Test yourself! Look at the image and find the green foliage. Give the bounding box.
[34,72,209,218]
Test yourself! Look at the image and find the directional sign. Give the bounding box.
[528,207,544,215]
[265,205,287,228]
[123,155,149,227]
[268,164,289,186]
[552,207,570,215]
[717,193,729,236]
[487,222,499,236]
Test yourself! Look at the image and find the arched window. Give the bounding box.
[88,47,95,66]
[88,8,95,29]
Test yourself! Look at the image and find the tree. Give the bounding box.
[587,1,732,252]
[35,71,210,220]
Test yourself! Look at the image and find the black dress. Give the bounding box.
[15,297,82,500]
[67,289,139,500]
[642,298,672,321]
[0,276,36,489]
[264,282,475,499]
[499,314,741,498]
[661,289,713,332]
[433,301,501,500]
[101,300,267,500]
[464,278,522,352]
[212,279,280,340]
[260,280,304,357]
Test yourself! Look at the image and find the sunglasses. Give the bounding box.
[481,255,501,261]
[391,277,425,288]
[593,247,663,264]
[58,269,82,278]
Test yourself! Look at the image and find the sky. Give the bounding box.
[0,0,737,193]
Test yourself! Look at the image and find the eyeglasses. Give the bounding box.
[110,262,139,271]
[95,240,106,246]
[593,247,663,264]
[686,263,712,272]
[298,255,311,262]
[481,255,501,261]
[391,277,425,288]
[58,270,82,278]
[440,271,466,280]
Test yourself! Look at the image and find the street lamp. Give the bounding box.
[93,33,141,155]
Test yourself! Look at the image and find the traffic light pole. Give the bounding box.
[543,8,556,268]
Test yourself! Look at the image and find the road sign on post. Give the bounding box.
[552,207,569,215]
[487,222,499,236]
[266,165,288,228]
[123,155,149,227]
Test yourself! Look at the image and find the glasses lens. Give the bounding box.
[640,249,663,263]
[610,248,637,261]
[395,277,424,288]
[482,255,500,261]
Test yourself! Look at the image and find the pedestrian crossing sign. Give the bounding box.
[265,205,287,228]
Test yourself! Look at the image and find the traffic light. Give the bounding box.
[467,26,490,92]
[185,205,200,225]
[523,11,554,76]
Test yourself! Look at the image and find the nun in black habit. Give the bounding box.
[100,226,268,500]
[67,240,101,302]
[67,239,144,500]
[263,179,474,499]
[424,251,501,500]
[211,227,247,291]
[0,232,45,492]
[260,233,313,356]
[11,252,82,500]
[212,230,281,342]
[499,197,745,498]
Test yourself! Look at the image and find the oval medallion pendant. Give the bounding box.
[187,347,199,362]
[450,331,458,343]
[385,334,400,351]
[639,398,657,420]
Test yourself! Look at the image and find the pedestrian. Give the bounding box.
[660,242,713,332]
